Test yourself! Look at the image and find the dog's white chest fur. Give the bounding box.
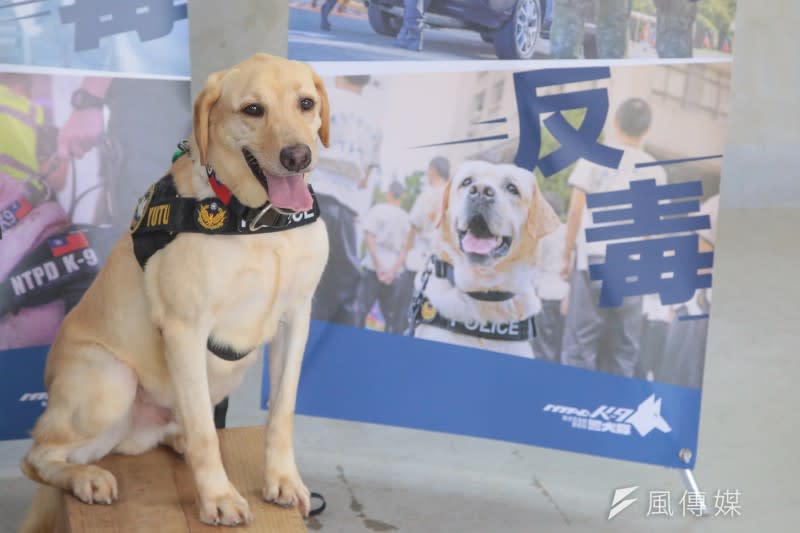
[147,221,329,353]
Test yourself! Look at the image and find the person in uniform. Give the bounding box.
[549,0,631,59]
[393,0,432,52]
[653,0,699,58]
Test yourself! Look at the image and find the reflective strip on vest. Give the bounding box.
[0,86,44,181]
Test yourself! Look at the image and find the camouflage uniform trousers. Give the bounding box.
[654,0,698,58]
[550,0,631,59]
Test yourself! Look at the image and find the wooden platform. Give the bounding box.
[59,426,306,533]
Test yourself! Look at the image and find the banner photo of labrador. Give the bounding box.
[409,160,560,358]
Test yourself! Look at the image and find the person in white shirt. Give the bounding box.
[560,98,667,378]
[355,181,411,334]
[531,190,569,362]
[393,156,450,332]
[311,75,383,325]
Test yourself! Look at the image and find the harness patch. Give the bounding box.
[0,198,33,233]
[196,199,227,231]
[129,184,155,233]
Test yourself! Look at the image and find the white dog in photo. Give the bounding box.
[411,160,560,358]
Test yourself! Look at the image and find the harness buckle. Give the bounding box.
[247,203,296,231]
[248,204,276,231]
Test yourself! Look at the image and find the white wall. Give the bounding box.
[187,0,289,102]
[720,0,800,207]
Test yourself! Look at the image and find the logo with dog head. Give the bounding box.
[543,393,671,438]
[626,394,672,437]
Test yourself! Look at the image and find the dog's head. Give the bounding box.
[191,53,329,211]
[439,161,560,271]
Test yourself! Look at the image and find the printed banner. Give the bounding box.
[0,69,190,439]
[0,0,189,75]
[0,0,735,473]
[288,0,736,62]
[262,62,727,468]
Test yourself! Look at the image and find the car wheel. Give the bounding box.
[493,0,541,60]
[367,4,403,37]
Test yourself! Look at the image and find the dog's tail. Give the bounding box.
[18,484,60,533]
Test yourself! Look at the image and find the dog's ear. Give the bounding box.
[192,69,226,167]
[526,184,561,241]
[311,70,330,148]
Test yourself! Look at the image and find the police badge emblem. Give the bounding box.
[420,300,438,322]
[196,199,227,231]
[129,184,155,233]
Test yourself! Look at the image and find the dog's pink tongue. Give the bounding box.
[265,173,313,212]
[462,232,497,255]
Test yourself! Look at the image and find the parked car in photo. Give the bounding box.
[363,0,549,60]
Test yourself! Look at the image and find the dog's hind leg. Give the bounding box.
[21,343,138,505]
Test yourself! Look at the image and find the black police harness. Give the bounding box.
[128,142,321,361]
[406,255,536,342]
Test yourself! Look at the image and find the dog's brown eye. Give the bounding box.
[300,98,315,111]
[460,177,473,188]
[242,103,264,117]
[506,183,520,196]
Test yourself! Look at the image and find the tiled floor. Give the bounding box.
[1,208,796,532]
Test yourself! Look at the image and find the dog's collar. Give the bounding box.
[414,297,535,342]
[432,258,515,302]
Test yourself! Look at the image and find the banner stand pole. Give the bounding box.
[677,448,710,516]
[679,469,710,516]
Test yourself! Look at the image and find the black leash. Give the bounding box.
[309,492,326,517]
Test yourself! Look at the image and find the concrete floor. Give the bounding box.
[1,207,796,532]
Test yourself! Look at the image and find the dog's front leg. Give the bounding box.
[162,318,252,526]
[262,303,312,516]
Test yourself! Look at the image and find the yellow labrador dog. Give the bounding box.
[411,160,559,358]
[19,54,329,529]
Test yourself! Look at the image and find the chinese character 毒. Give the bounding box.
[513,68,623,176]
[647,490,674,517]
[586,179,713,307]
[713,489,742,517]
[679,490,707,517]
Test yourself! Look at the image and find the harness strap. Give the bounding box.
[129,174,321,269]
[415,297,536,342]
[432,258,515,302]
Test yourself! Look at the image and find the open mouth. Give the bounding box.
[242,148,312,212]
[458,215,511,261]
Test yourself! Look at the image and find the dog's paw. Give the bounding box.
[198,484,253,527]
[70,465,118,505]
[262,463,311,517]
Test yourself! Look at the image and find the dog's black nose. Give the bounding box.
[468,183,496,201]
[279,144,312,172]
